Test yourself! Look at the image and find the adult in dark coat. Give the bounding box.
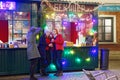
[38,30,51,76]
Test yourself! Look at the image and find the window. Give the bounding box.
[98,17,114,42]
[0,3,38,43]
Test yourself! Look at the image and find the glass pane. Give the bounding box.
[13,12,30,20]
[46,21,53,32]
[13,21,22,34]
[98,26,104,33]
[105,33,112,40]
[16,3,31,11]
[13,21,30,41]
[105,19,112,26]
[32,3,37,11]
[98,19,103,26]
[0,11,13,20]
[13,33,22,41]
[105,27,111,33]
[6,11,13,20]
[31,11,37,26]
[62,24,71,41]
[8,21,13,41]
[22,21,30,33]
[98,33,102,41]
[0,11,8,20]
[55,22,62,33]
[13,21,30,34]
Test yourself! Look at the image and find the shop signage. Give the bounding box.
[0,1,16,10]
[42,1,95,12]
[98,6,120,11]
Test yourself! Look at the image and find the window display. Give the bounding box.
[13,12,30,20]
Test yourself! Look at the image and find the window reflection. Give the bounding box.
[13,12,30,20]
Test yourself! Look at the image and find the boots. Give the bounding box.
[30,76,37,80]
[54,71,63,76]
[40,69,49,76]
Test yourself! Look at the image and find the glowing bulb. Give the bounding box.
[93,20,95,22]
[75,57,81,63]
[64,50,70,55]
[63,27,66,30]
[36,35,39,40]
[92,49,96,53]
[89,29,95,35]
[46,15,49,19]
[51,13,55,16]
[86,58,91,62]
[51,13,55,19]
[50,64,56,71]
[62,61,66,65]
[75,22,78,25]
[70,50,74,54]
[78,13,83,17]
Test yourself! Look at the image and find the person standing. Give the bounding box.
[38,30,51,76]
[50,29,64,76]
[27,27,41,80]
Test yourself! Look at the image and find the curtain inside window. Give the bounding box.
[0,20,8,43]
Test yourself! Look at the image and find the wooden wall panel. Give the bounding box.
[99,12,120,51]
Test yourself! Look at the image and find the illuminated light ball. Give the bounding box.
[62,61,66,65]
[89,32,94,36]
[93,20,96,22]
[89,29,95,36]
[78,13,83,17]
[75,57,81,63]
[44,26,48,30]
[50,63,56,71]
[63,27,66,30]
[51,13,55,16]
[78,22,81,26]
[36,35,39,40]
[70,50,74,55]
[75,22,78,25]
[64,50,69,55]
[46,14,49,19]
[63,21,68,25]
[90,22,94,25]
[69,13,74,17]
[92,49,96,53]
[86,58,91,62]
[51,13,55,19]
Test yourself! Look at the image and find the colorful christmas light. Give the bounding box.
[86,57,91,62]
[75,57,81,63]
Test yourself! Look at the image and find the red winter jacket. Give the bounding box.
[54,34,64,50]
[45,37,51,50]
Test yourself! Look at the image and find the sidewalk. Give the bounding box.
[0,60,120,80]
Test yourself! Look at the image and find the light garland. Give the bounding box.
[41,0,104,12]
[41,0,71,12]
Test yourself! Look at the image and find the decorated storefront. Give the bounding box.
[41,0,99,71]
[0,0,100,75]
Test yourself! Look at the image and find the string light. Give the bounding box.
[36,35,39,40]
[41,0,104,12]
[49,63,56,71]
[75,57,81,63]
[70,50,75,54]
[86,57,91,62]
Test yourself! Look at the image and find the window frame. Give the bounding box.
[98,15,116,44]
